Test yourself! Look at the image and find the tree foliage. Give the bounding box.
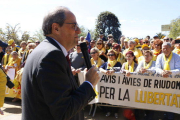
[156,32,166,39]
[169,17,180,39]
[78,25,95,40]
[95,11,122,42]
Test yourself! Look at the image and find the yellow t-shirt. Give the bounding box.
[0,69,6,107]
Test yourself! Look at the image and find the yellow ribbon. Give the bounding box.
[125,61,135,72]
[107,59,117,70]
[163,52,173,70]
[144,60,153,69]
[91,57,102,68]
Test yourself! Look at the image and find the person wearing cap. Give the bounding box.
[153,35,159,40]
[142,38,150,46]
[27,39,34,45]
[18,41,27,58]
[123,40,142,61]
[107,34,113,40]
[152,39,163,60]
[112,43,125,65]
[134,38,141,48]
[121,51,138,76]
[8,39,20,52]
[120,35,125,48]
[138,44,151,63]
[173,38,180,55]
[122,38,129,50]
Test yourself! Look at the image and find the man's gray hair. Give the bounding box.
[42,6,69,36]
[162,42,172,48]
[128,40,135,44]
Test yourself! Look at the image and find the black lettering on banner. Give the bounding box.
[137,78,141,86]
[143,79,152,88]
[166,81,170,89]
[110,87,115,100]
[122,75,127,84]
[118,76,121,84]
[100,75,106,83]
[133,78,137,86]
[105,87,110,98]
[154,80,180,89]
[112,75,116,83]
[100,86,105,98]
[154,79,158,88]
[118,88,130,101]
[127,77,132,85]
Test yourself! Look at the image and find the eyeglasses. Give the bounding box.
[155,44,160,46]
[65,23,79,31]
[97,43,102,45]
[126,56,132,58]
[90,52,96,54]
[143,41,149,44]
[108,54,115,56]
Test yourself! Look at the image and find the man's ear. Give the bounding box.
[52,23,60,34]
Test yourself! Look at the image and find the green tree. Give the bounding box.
[33,29,45,42]
[94,11,122,42]
[169,17,180,39]
[156,32,166,39]
[78,25,95,40]
[21,31,30,41]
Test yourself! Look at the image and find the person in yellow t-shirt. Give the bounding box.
[134,38,141,48]
[0,68,6,115]
[123,40,142,61]
[96,39,107,62]
[112,44,125,65]
[8,39,20,52]
[5,51,21,74]
[173,39,180,55]
[1,47,12,68]
[90,48,104,69]
[18,41,27,58]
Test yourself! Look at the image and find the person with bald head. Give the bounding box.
[22,6,100,120]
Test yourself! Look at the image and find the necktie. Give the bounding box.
[66,54,71,67]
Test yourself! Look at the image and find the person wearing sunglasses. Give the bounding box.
[90,48,104,69]
[121,51,138,77]
[152,39,163,60]
[142,38,150,46]
[112,44,125,65]
[163,36,170,43]
[96,39,107,62]
[172,38,180,55]
[123,40,142,62]
[99,49,121,118]
[35,40,40,46]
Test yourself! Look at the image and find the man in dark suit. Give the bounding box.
[21,6,100,120]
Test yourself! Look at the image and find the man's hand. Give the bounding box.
[162,70,170,78]
[75,69,81,74]
[0,108,4,115]
[126,71,130,76]
[140,68,147,73]
[85,66,100,87]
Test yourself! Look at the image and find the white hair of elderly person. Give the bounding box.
[155,42,180,77]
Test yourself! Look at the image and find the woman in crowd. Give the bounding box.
[121,51,138,76]
[5,51,21,73]
[96,39,107,62]
[136,50,156,74]
[123,40,142,61]
[99,49,122,118]
[90,48,104,69]
[152,39,163,60]
[1,47,12,68]
[0,68,6,115]
[112,44,125,65]
[173,39,180,55]
[18,41,27,58]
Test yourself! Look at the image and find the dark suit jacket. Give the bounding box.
[21,37,96,120]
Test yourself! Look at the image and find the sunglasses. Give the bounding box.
[108,54,115,56]
[90,52,96,54]
[143,41,149,43]
[97,43,102,45]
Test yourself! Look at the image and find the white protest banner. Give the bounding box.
[7,68,15,80]
[78,72,180,114]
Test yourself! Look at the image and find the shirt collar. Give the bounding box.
[50,37,68,57]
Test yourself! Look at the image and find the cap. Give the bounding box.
[141,44,150,49]
[8,39,15,45]
[133,38,139,43]
[124,38,129,42]
[27,40,34,43]
[153,35,158,38]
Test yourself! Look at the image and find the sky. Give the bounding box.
[1,0,180,39]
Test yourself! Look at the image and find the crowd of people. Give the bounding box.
[0,33,180,119]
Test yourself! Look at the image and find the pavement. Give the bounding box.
[0,98,125,120]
